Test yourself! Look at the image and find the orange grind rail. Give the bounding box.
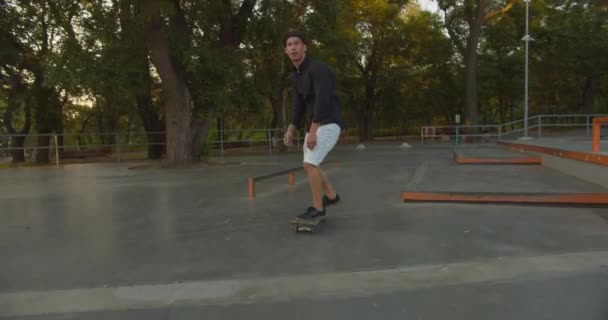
[453,153,542,165]
[592,116,608,153]
[401,191,608,206]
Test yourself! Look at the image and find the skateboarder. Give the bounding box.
[282,30,343,222]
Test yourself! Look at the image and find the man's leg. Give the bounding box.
[304,162,324,211]
[318,167,337,199]
[299,123,341,216]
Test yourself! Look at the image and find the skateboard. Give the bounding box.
[290,216,325,233]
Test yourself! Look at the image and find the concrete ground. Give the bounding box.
[1,141,608,319]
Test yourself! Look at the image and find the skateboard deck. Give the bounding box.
[290,216,325,233]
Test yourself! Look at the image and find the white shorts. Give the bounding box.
[303,123,341,166]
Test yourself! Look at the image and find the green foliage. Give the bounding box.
[478,1,525,123]
[532,0,608,113]
[0,0,606,148]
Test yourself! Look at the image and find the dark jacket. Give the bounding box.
[290,56,343,130]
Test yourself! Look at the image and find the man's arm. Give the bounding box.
[285,83,306,144]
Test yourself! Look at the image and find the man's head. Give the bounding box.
[282,30,308,65]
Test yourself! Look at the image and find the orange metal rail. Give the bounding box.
[402,191,608,206]
[592,116,608,153]
[248,160,339,199]
[453,153,542,165]
[497,141,608,166]
[248,168,296,199]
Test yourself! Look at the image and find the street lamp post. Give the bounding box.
[520,0,533,140]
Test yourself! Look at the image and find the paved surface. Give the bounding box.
[511,136,608,155]
[1,141,608,319]
[10,270,608,319]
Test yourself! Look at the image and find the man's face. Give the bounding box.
[284,36,307,63]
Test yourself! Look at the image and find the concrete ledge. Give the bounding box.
[497,141,608,166]
[535,152,608,189]
[497,141,608,188]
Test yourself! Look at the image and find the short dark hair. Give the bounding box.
[281,30,308,47]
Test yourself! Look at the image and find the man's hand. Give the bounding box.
[306,132,317,150]
[283,124,295,146]
[306,123,320,150]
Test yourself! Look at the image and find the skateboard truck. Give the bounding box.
[290,216,324,233]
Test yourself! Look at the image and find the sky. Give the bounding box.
[418,0,440,13]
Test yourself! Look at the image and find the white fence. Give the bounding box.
[1,113,605,164]
[0,128,306,164]
[420,114,607,143]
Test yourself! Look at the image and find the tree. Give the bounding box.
[144,0,257,164]
[439,0,508,126]
[245,0,312,147]
[0,0,32,162]
[478,0,524,124]
[534,0,608,114]
[395,10,459,128]
[0,0,62,164]
[309,0,411,141]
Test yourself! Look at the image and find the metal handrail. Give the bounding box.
[2,113,606,163]
[0,128,302,164]
[421,113,608,143]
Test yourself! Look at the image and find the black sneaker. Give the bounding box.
[323,193,341,207]
[296,206,325,221]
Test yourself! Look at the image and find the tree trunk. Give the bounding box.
[358,111,374,141]
[33,80,58,164]
[11,136,26,162]
[146,1,192,165]
[358,80,376,141]
[136,93,164,159]
[358,103,374,142]
[463,0,485,127]
[122,0,164,159]
[581,72,600,114]
[498,94,505,125]
[3,78,31,163]
[14,96,31,162]
[218,0,257,47]
[35,133,51,163]
[191,112,213,160]
[463,56,479,126]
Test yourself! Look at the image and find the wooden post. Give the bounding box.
[248,177,255,198]
[54,135,59,166]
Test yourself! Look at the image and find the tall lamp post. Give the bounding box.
[520,0,533,140]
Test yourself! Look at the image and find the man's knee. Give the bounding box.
[303,161,319,171]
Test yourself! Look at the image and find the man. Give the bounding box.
[282,30,343,221]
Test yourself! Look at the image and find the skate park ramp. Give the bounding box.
[498,136,608,187]
[405,141,607,205]
[1,140,608,319]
